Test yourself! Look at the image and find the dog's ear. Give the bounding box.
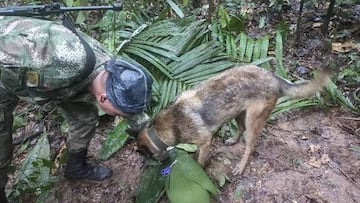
[127,120,153,140]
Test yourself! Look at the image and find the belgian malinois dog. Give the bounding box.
[137,64,331,175]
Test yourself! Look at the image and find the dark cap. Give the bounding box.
[105,59,153,114]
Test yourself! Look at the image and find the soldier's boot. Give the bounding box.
[0,187,8,203]
[64,149,112,181]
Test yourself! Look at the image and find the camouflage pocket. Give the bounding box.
[0,68,24,91]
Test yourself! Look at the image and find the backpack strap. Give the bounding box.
[62,15,96,82]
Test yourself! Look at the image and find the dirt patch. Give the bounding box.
[39,107,359,203]
[208,108,359,203]
[45,146,145,203]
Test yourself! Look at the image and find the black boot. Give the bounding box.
[0,187,8,203]
[64,149,112,181]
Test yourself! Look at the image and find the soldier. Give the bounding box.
[0,16,152,202]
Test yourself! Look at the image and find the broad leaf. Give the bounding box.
[176,143,198,152]
[12,134,55,202]
[16,134,51,186]
[165,149,218,203]
[136,160,166,203]
[100,120,129,160]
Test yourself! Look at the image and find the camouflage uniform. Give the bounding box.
[0,16,148,189]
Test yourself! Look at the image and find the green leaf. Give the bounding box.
[252,39,262,61]
[238,32,248,61]
[325,80,357,112]
[165,158,212,203]
[171,42,222,74]
[175,61,234,81]
[157,78,172,110]
[125,46,173,79]
[244,37,254,62]
[175,143,198,152]
[115,19,233,116]
[131,42,180,62]
[166,168,211,203]
[173,149,218,196]
[65,0,74,6]
[230,36,237,58]
[16,134,51,184]
[12,115,25,131]
[136,160,166,203]
[226,35,232,55]
[13,134,55,201]
[260,35,271,69]
[218,6,231,28]
[349,145,360,152]
[260,35,270,59]
[272,97,319,118]
[163,79,176,109]
[60,120,69,134]
[100,120,129,160]
[166,0,185,18]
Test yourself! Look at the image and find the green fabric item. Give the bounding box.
[165,149,218,203]
[136,149,218,203]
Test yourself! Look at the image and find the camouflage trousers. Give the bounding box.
[0,86,98,188]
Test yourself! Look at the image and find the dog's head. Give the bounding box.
[137,125,169,161]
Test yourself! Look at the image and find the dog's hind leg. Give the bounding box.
[232,100,276,175]
[225,111,246,145]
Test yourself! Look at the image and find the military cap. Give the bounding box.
[105,59,153,114]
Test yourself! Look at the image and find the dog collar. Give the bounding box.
[147,126,169,151]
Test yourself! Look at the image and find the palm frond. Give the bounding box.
[114,19,235,115]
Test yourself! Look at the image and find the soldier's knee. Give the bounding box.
[74,103,98,127]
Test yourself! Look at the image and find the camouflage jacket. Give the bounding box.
[0,16,112,103]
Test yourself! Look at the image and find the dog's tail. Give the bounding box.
[280,67,333,99]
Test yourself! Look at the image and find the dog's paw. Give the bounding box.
[225,137,237,145]
[232,163,246,176]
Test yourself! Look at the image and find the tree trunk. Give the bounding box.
[322,0,336,35]
[294,0,305,47]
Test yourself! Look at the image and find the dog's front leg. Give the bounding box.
[196,135,213,167]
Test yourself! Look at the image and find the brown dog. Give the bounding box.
[137,65,331,175]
